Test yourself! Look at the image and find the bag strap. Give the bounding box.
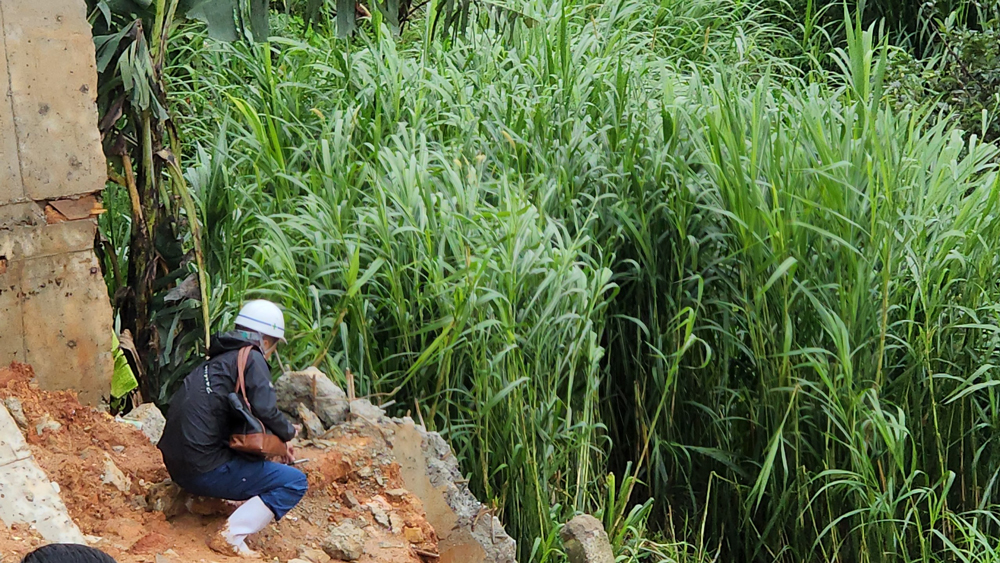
[235,346,254,415]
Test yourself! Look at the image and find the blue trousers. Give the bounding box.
[171,457,308,520]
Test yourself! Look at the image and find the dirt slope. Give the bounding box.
[0,363,438,563]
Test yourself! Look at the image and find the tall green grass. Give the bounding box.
[151,1,1000,561]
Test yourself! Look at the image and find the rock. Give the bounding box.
[356,466,372,479]
[146,480,187,518]
[112,445,125,454]
[3,398,28,430]
[297,403,327,439]
[389,512,405,533]
[123,404,166,445]
[560,514,614,563]
[403,526,425,544]
[368,502,390,528]
[101,455,131,493]
[384,488,409,500]
[341,490,360,509]
[297,547,332,563]
[34,414,61,436]
[275,367,349,428]
[349,399,385,422]
[322,522,365,561]
[288,559,311,563]
[130,494,149,511]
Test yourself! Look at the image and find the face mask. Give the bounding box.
[236,330,264,346]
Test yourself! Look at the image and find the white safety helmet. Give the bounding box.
[235,300,286,342]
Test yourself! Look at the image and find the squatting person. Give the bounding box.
[158,299,307,557]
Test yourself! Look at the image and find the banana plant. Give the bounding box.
[88,0,230,404]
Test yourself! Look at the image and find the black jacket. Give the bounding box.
[158,332,296,476]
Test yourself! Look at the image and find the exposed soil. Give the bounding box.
[0,363,438,563]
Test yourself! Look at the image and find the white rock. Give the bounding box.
[123,403,166,445]
[323,522,365,561]
[34,414,61,436]
[276,368,349,427]
[101,455,131,492]
[349,399,385,422]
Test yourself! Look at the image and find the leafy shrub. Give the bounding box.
[885,15,1000,142]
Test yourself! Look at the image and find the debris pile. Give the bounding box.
[0,363,516,563]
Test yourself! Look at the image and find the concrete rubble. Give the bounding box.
[390,418,517,563]
[0,400,86,544]
[0,360,518,563]
[3,397,28,429]
[278,368,517,562]
[282,369,518,563]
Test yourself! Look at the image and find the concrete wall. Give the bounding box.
[0,0,112,405]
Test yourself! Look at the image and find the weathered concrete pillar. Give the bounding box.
[560,514,615,563]
[0,0,112,405]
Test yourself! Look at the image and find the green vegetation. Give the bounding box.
[93,0,1000,561]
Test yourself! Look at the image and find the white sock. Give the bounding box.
[222,496,275,548]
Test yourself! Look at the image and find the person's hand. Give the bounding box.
[284,443,296,465]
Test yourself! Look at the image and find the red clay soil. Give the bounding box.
[0,363,437,563]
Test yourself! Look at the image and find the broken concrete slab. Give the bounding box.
[0,401,87,544]
[560,514,615,563]
[390,418,516,563]
[3,397,28,429]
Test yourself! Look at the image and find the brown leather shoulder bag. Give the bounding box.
[228,346,287,457]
